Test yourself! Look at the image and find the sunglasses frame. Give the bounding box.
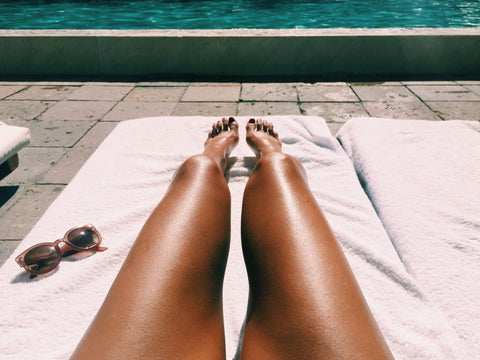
[15,224,107,278]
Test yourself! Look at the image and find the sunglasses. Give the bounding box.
[15,225,107,279]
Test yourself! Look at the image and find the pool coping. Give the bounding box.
[1,29,479,80]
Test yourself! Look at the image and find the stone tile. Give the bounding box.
[327,122,345,136]
[190,83,241,87]
[21,81,86,86]
[351,85,415,102]
[0,100,53,121]
[2,147,67,185]
[463,85,480,96]
[311,82,350,86]
[401,81,458,85]
[103,102,176,121]
[66,85,133,101]
[12,120,95,147]
[172,102,237,116]
[300,103,369,122]
[0,86,27,99]
[182,86,240,102]
[124,87,186,102]
[363,99,441,120]
[237,102,301,116]
[0,240,21,266]
[0,185,65,239]
[8,85,79,100]
[349,82,403,86]
[455,81,480,85]
[297,85,359,102]
[407,85,480,101]
[84,82,137,86]
[75,122,118,148]
[426,101,480,121]
[137,82,190,87]
[40,148,96,184]
[39,100,116,121]
[240,84,298,101]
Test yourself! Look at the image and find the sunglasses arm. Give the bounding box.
[58,243,108,256]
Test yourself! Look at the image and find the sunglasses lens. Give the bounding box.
[67,228,99,249]
[24,245,59,274]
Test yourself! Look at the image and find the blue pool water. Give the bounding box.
[1,0,479,29]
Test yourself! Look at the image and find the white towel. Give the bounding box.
[0,116,461,359]
[0,122,30,165]
[337,117,480,359]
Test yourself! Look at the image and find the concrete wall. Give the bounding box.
[1,29,479,80]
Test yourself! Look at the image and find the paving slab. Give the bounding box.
[349,82,403,86]
[0,184,64,239]
[462,85,480,96]
[2,147,67,185]
[103,101,176,121]
[181,86,241,102]
[455,81,480,85]
[240,83,298,101]
[0,240,21,266]
[237,101,301,116]
[0,85,27,99]
[75,122,118,148]
[297,84,359,102]
[173,102,237,116]
[40,148,96,185]
[137,82,190,87]
[300,103,369,122]
[426,101,480,121]
[362,99,442,120]
[12,119,95,147]
[401,81,458,85]
[190,82,240,87]
[327,122,345,136]
[0,100,53,121]
[39,100,116,121]
[8,85,79,100]
[351,85,416,102]
[407,85,480,101]
[124,87,186,102]
[84,82,137,86]
[66,85,133,101]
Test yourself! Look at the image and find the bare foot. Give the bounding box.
[246,118,282,158]
[204,117,239,173]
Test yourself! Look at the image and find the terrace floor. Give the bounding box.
[1,80,480,266]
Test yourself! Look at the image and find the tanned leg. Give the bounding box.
[71,117,239,360]
[240,119,394,360]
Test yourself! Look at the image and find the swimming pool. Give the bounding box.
[1,0,479,29]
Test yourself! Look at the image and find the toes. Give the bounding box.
[228,117,239,131]
[246,118,256,132]
[256,119,262,131]
[222,117,229,131]
[267,123,274,136]
[263,121,269,132]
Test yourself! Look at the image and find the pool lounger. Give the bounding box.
[0,116,477,359]
[0,122,30,180]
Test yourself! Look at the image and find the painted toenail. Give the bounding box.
[229,117,235,123]
[249,118,255,123]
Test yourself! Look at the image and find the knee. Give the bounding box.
[254,152,305,176]
[177,155,230,191]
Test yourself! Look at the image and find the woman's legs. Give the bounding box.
[71,118,239,360]
[240,119,394,360]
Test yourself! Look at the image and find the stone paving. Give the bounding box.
[1,80,479,265]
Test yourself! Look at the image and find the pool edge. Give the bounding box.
[1,29,479,80]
